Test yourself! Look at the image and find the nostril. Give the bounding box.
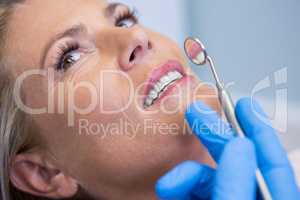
[129,46,142,63]
[148,41,153,50]
[129,51,136,62]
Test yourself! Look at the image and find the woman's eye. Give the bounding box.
[58,50,81,71]
[116,18,136,28]
[115,9,138,28]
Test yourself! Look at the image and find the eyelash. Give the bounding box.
[114,8,138,26]
[53,41,80,71]
[53,8,138,72]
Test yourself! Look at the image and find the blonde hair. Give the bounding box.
[0,1,56,200]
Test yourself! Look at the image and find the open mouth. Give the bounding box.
[144,60,186,108]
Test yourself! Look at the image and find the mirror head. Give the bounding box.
[184,37,207,65]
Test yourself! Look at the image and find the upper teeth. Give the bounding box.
[144,70,183,108]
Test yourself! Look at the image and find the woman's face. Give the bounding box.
[6,0,219,199]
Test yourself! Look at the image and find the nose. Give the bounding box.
[118,28,152,71]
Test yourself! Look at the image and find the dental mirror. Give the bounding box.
[184,37,207,65]
[183,37,273,200]
[184,37,222,87]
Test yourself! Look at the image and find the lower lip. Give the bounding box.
[146,75,194,108]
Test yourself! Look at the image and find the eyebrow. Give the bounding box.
[105,3,125,17]
[40,3,123,68]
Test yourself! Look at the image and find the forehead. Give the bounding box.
[4,0,108,73]
[9,0,108,35]
[13,0,107,15]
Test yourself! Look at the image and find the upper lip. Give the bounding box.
[143,60,186,102]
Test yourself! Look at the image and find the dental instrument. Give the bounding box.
[184,37,273,200]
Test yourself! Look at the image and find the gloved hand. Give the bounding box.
[155,98,300,200]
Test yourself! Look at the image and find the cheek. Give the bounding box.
[63,57,135,116]
[99,72,133,112]
[148,29,186,62]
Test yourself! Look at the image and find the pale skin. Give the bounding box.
[5,0,220,199]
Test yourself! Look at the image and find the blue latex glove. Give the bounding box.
[155,98,300,200]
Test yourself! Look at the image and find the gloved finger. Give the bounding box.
[236,98,300,199]
[155,161,215,200]
[185,101,235,162]
[213,138,257,200]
